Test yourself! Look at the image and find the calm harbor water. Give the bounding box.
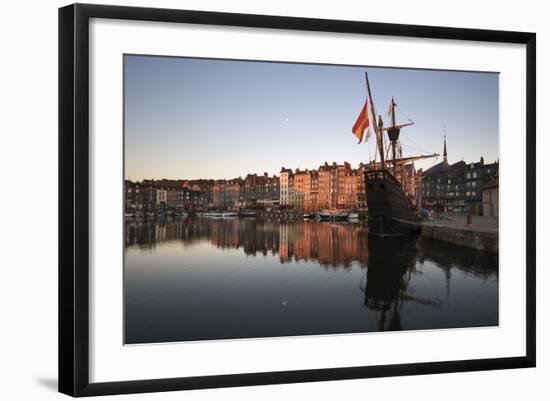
[124,217,498,344]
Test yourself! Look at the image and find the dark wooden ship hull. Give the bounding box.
[364,169,421,237]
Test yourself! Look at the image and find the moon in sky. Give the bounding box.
[284,117,289,122]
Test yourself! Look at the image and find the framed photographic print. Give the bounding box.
[58,3,536,397]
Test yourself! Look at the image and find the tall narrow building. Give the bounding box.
[279,168,293,206]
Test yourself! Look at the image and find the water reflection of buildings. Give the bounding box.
[126,218,498,332]
[279,221,369,268]
[126,218,498,277]
[125,218,369,269]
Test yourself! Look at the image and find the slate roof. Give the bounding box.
[423,160,466,176]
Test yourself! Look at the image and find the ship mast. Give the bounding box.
[365,72,385,168]
[388,98,400,177]
[364,71,438,184]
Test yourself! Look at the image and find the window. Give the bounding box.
[472,181,477,187]
[473,172,477,178]
[466,191,471,196]
[466,173,471,179]
[472,191,477,196]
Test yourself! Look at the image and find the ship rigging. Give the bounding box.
[357,72,438,236]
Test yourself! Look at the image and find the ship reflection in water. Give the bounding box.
[125,217,498,344]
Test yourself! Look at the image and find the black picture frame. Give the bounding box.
[59,3,536,397]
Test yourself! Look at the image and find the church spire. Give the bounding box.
[443,135,447,163]
[443,128,448,164]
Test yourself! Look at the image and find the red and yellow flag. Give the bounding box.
[352,98,370,144]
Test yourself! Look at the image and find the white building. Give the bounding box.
[279,168,292,206]
[156,189,167,207]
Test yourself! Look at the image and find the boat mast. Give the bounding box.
[388,98,400,177]
[365,72,385,168]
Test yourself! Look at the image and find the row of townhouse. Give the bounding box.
[280,162,369,211]
[125,179,214,210]
[420,137,499,214]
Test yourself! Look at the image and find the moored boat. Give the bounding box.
[354,72,438,236]
[239,210,257,218]
[365,170,421,236]
[317,209,349,221]
[204,211,223,218]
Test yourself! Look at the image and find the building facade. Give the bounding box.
[124,144,497,215]
[421,138,498,214]
[156,189,167,207]
[317,162,353,209]
[256,173,280,207]
[212,180,242,209]
[482,176,499,217]
[279,168,292,206]
[293,169,309,210]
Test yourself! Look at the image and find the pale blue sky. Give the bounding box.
[124,55,498,180]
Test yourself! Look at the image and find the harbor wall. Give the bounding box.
[421,224,498,254]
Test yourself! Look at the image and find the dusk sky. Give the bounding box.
[124,55,499,181]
